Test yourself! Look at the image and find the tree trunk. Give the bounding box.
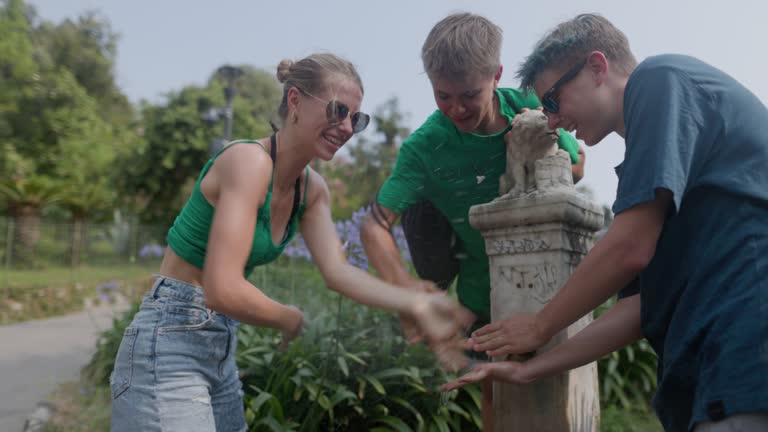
[69,213,88,267]
[9,204,42,268]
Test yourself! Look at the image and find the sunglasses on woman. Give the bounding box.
[298,88,370,134]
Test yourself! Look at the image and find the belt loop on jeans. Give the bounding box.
[149,274,165,298]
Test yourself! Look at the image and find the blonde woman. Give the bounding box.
[110,53,469,432]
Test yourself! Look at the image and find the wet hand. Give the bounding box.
[398,279,440,344]
[410,292,469,344]
[431,337,471,373]
[441,360,534,391]
[470,313,550,358]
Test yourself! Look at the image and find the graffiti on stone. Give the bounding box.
[491,238,550,255]
[497,263,559,305]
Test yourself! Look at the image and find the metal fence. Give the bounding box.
[0,216,167,272]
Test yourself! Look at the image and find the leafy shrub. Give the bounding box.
[237,298,481,432]
[596,299,658,411]
[600,405,663,432]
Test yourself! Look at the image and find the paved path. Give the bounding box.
[0,303,129,432]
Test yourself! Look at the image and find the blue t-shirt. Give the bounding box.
[615,54,768,431]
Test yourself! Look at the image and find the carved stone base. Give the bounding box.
[470,189,604,432]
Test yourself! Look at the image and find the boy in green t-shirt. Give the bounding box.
[360,12,584,431]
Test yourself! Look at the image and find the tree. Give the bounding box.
[0,0,37,180]
[0,0,50,267]
[372,97,410,148]
[31,9,134,125]
[0,0,125,267]
[0,176,60,267]
[59,182,114,266]
[116,65,281,226]
[217,65,282,126]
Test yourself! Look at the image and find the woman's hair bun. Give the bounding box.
[276,59,294,83]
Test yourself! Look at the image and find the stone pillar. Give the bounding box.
[470,119,604,431]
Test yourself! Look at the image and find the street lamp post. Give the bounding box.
[202,65,244,155]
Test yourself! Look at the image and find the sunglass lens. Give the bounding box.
[542,98,558,114]
[326,101,336,123]
[327,101,349,124]
[351,112,370,133]
[336,103,349,122]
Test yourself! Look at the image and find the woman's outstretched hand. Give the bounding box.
[408,292,476,371]
[278,305,305,352]
[410,292,471,343]
[398,279,441,344]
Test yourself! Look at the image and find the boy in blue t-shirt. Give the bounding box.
[443,13,768,432]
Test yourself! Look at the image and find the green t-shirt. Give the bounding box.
[377,88,579,323]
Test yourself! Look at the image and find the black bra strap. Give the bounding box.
[270,134,277,162]
[270,134,303,242]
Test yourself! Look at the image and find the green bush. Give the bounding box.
[596,299,658,411]
[600,406,663,432]
[237,299,481,432]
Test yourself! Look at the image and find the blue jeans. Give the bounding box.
[110,275,246,432]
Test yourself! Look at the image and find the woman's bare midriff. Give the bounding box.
[158,247,206,289]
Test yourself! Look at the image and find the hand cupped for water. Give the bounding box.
[441,360,535,392]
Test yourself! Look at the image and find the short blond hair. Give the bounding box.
[421,12,502,80]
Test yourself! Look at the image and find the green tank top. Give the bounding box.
[166,138,310,277]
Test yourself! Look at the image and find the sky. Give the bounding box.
[26,0,768,207]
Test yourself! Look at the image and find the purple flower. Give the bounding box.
[335,209,369,270]
[138,243,165,258]
[96,280,121,303]
[284,236,312,261]
[285,206,411,270]
[392,226,411,263]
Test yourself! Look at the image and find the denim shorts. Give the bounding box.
[110,275,246,432]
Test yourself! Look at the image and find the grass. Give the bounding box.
[1,261,160,289]
[0,262,159,324]
[44,382,111,432]
[601,406,664,432]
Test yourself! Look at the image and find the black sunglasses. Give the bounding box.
[540,58,587,114]
[298,88,370,134]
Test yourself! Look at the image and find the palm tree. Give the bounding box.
[58,182,114,266]
[0,176,61,267]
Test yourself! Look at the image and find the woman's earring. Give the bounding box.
[292,111,299,124]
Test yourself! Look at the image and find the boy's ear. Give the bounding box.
[587,51,609,85]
